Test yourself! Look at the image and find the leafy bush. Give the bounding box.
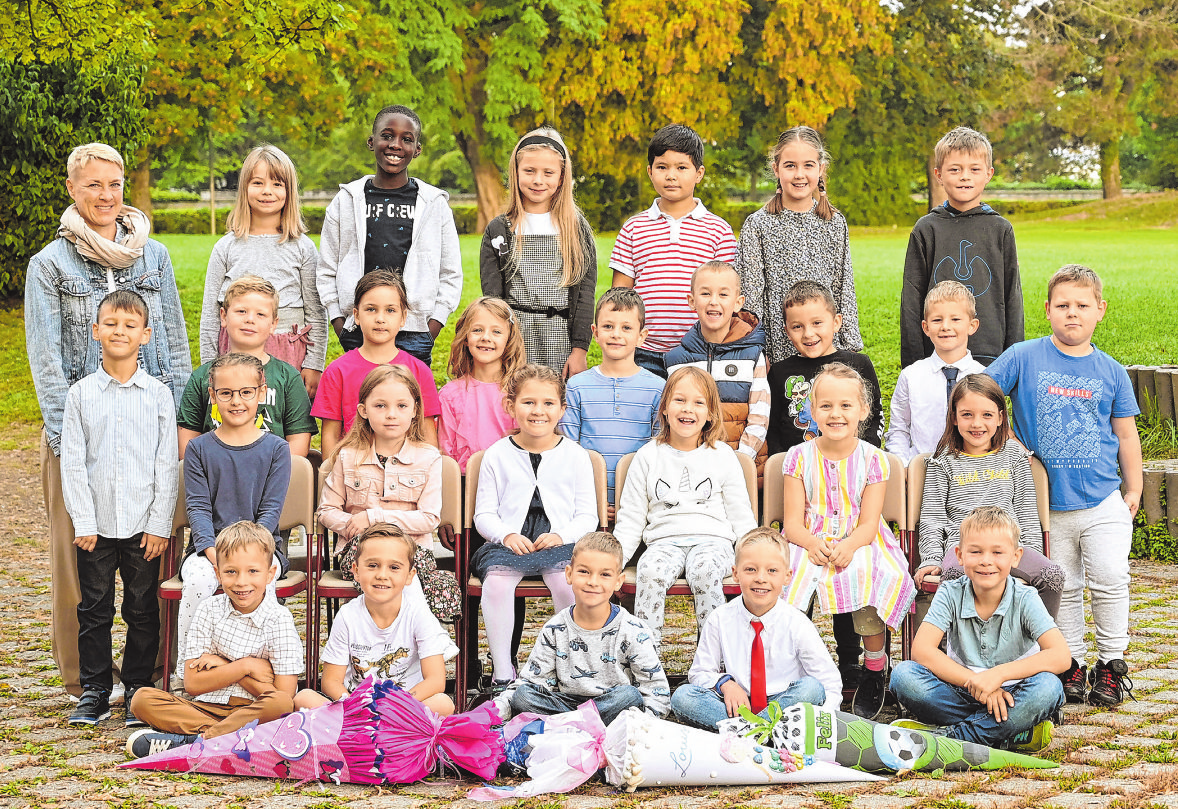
[0,57,147,296]
[151,189,200,203]
[1131,515,1175,563]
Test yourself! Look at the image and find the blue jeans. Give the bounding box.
[340,328,435,366]
[670,676,827,730]
[634,348,667,379]
[509,682,646,725]
[76,533,161,693]
[890,661,1064,747]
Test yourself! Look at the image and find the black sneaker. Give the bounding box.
[126,729,198,758]
[1061,658,1088,703]
[840,663,867,691]
[852,667,888,720]
[1089,659,1134,707]
[68,689,111,726]
[124,687,147,728]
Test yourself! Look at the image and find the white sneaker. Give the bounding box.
[110,682,125,705]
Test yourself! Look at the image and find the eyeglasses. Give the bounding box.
[212,386,263,403]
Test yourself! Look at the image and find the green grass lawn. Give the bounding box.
[5,197,1177,430]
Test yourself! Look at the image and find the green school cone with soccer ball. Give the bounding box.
[719,702,1058,774]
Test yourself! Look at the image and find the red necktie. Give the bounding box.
[750,619,767,713]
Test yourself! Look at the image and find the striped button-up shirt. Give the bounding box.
[60,366,179,539]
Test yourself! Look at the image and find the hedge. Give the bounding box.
[151,204,481,236]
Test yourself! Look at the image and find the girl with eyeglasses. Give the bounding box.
[175,352,293,675]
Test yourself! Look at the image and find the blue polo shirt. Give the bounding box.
[925,575,1057,672]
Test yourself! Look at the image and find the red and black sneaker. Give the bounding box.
[1060,658,1087,704]
[1089,659,1134,707]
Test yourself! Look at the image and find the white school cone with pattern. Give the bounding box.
[603,708,883,791]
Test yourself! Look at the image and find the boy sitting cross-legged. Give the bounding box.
[494,532,670,724]
[664,261,770,483]
[671,528,842,730]
[126,521,303,757]
[890,506,1068,751]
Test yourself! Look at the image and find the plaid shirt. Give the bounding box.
[182,593,303,704]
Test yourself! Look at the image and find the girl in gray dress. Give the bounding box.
[480,128,596,379]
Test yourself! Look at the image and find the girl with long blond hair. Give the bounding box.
[438,296,526,474]
[479,128,597,378]
[317,364,460,621]
[199,144,327,397]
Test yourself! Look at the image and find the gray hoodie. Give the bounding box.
[316,176,462,333]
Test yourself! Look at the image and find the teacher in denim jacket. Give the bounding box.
[25,142,191,699]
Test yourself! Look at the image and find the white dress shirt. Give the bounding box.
[885,350,985,463]
[688,596,843,710]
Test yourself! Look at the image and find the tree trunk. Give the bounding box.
[1100,139,1122,200]
[130,143,153,223]
[748,167,758,201]
[208,134,217,236]
[927,153,947,211]
[457,133,504,233]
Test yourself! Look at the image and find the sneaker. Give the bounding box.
[109,681,125,706]
[840,663,867,691]
[852,667,888,720]
[1089,659,1134,707]
[126,729,198,758]
[124,687,146,728]
[1061,658,1088,703]
[1008,719,1054,753]
[68,689,111,726]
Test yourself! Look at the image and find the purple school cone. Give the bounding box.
[122,677,504,784]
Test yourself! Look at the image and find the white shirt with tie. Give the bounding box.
[688,596,843,710]
[885,350,985,464]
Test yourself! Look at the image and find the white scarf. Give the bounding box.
[58,204,150,272]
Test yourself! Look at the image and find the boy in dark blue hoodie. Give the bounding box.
[900,126,1023,368]
[665,261,769,482]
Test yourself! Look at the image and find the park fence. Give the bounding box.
[1127,365,1178,538]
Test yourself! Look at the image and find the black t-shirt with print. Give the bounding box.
[363,178,417,274]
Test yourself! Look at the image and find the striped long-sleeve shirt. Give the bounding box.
[60,367,179,539]
[917,440,1043,569]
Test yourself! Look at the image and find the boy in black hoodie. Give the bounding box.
[900,127,1023,368]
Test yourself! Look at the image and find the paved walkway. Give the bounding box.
[3,430,1178,807]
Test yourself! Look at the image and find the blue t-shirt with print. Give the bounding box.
[986,336,1138,511]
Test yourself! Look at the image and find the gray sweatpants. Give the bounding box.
[635,539,734,648]
[1050,491,1132,663]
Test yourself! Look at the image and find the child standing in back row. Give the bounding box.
[317,105,462,365]
[610,124,737,378]
[986,264,1142,707]
[736,126,862,364]
[199,145,327,398]
[901,126,1022,369]
[480,128,597,379]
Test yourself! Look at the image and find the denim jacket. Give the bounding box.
[25,235,192,455]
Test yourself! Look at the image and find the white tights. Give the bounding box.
[480,570,574,681]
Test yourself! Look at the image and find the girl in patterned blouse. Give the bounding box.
[479,128,597,379]
[735,126,862,364]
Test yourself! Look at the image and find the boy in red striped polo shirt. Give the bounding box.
[610,124,737,378]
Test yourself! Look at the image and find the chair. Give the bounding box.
[900,453,1051,659]
[615,449,758,606]
[763,449,906,699]
[453,448,609,710]
[159,455,314,691]
[305,455,463,690]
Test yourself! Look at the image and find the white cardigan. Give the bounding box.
[474,437,598,545]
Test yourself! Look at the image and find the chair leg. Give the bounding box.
[161,599,176,693]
